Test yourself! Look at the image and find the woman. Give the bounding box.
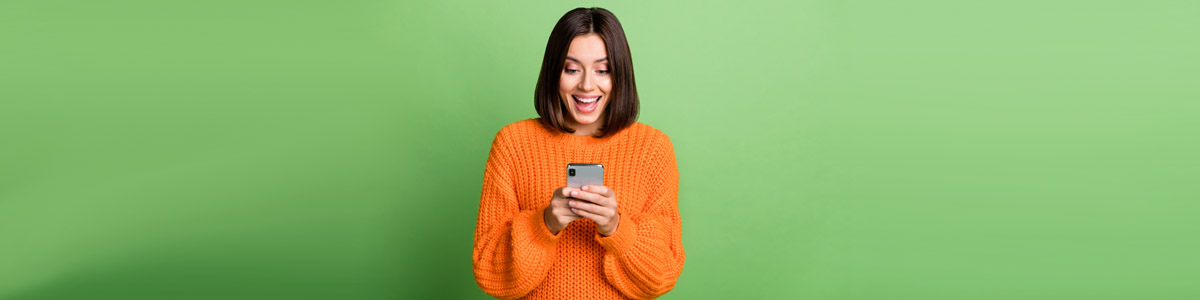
[472,7,685,300]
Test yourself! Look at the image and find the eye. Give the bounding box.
[597,70,610,75]
[564,68,579,74]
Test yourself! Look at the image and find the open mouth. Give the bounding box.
[572,95,601,114]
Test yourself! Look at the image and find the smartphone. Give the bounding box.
[567,163,604,189]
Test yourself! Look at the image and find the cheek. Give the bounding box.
[559,75,576,93]
[597,77,613,94]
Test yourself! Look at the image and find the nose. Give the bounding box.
[578,70,596,92]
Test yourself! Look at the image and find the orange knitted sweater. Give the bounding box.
[473,119,685,299]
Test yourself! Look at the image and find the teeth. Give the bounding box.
[575,96,599,103]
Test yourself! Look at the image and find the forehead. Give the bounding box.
[566,34,607,62]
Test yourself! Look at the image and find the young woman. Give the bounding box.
[472,7,685,300]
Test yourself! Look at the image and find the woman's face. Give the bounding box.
[559,33,611,128]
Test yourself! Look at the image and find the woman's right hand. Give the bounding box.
[544,187,580,235]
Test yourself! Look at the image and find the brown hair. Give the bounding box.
[534,7,639,137]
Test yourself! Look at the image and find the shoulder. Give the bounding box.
[494,118,551,141]
[497,118,543,134]
[624,121,674,151]
[619,122,676,162]
[487,119,547,159]
[623,122,677,172]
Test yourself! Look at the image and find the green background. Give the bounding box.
[2,0,1197,299]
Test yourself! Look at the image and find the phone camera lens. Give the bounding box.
[569,169,575,176]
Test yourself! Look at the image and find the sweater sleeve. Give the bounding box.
[594,134,686,299]
[472,130,559,299]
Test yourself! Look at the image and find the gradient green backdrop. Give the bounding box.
[2,0,1197,299]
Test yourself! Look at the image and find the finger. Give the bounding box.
[575,189,615,208]
[584,185,614,198]
[569,199,611,216]
[581,186,616,208]
[554,206,579,216]
[561,187,578,198]
[568,190,604,203]
[571,207,607,224]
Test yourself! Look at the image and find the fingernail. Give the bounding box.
[582,186,589,191]
[569,201,576,206]
[571,191,578,196]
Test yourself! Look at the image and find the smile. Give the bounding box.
[572,95,601,113]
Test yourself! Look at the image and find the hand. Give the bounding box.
[566,185,620,236]
[544,187,581,235]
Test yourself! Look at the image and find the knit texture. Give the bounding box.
[473,118,685,300]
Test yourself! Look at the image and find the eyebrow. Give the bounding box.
[565,56,609,63]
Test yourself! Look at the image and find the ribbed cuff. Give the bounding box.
[518,209,560,247]
[595,214,637,255]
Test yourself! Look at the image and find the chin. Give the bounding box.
[574,113,596,122]
[572,109,604,125]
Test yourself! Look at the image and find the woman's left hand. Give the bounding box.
[566,185,620,236]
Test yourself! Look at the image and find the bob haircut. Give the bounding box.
[534,7,639,137]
